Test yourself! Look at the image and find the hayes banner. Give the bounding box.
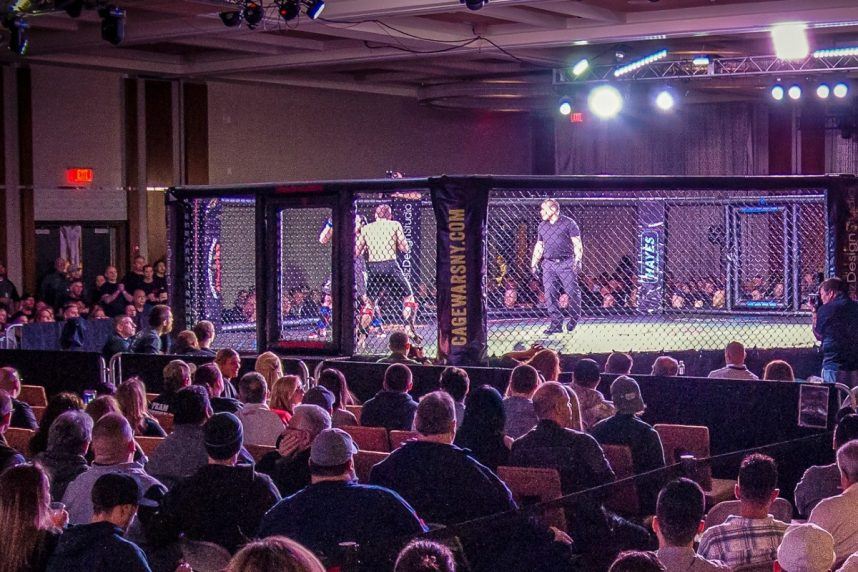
[432,179,489,365]
[828,180,858,296]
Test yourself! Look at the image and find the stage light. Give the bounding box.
[613,49,668,77]
[3,15,28,55]
[814,47,858,58]
[788,84,802,100]
[243,1,264,28]
[771,23,809,61]
[571,58,589,77]
[306,0,325,19]
[277,0,299,21]
[588,85,623,119]
[558,97,573,116]
[219,10,243,27]
[98,5,125,46]
[771,85,785,101]
[655,89,675,111]
[692,55,710,66]
[817,84,830,99]
[834,82,849,98]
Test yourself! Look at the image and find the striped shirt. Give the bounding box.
[698,515,789,568]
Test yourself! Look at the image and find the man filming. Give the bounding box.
[813,277,858,386]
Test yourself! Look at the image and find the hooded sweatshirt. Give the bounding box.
[46,521,152,572]
[360,390,418,430]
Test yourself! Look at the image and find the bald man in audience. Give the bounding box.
[810,440,858,567]
[62,413,165,533]
[708,341,758,380]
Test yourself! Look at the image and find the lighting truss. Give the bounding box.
[554,53,858,85]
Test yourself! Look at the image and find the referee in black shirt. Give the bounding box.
[531,199,583,335]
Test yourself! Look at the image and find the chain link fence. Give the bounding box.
[353,191,438,356]
[486,188,826,358]
[179,197,257,352]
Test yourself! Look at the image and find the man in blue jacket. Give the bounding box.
[47,473,153,572]
[813,277,858,386]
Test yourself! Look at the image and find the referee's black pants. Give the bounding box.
[542,258,581,328]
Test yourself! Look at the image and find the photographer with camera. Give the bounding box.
[813,277,858,386]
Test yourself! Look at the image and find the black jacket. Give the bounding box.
[12,398,38,430]
[360,390,418,430]
[149,463,280,553]
[47,521,151,572]
[103,333,132,359]
[34,449,89,501]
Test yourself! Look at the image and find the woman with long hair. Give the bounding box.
[28,392,84,456]
[526,349,561,382]
[316,369,357,428]
[453,385,511,472]
[269,375,304,424]
[0,464,64,572]
[228,536,325,572]
[116,378,166,437]
[255,352,284,389]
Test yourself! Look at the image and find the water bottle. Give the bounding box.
[677,360,685,376]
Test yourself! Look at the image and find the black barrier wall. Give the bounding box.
[169,175,857,366]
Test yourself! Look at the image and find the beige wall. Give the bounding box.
[207,81,534,183]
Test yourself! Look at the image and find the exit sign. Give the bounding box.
[65,168,93,186]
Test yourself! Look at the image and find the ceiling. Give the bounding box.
[7,0,858,110]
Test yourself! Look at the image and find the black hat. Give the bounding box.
[91,473,143,512]
[204,412,244,460]
[303,386,335,411]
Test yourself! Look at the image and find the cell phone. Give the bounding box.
[82,390,96,405]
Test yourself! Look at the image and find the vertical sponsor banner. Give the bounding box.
[828,181,858,296]
[201,198,224,329]
[432,179,489,365]
[637,200,665,312]
[392,193,422,288]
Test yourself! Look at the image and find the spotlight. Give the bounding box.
[817,84,830,99]
[558,97,573,116]
[571,58,589,77]
[243,1,264,28]
[98,5,125,46]
[219,10,243,27]
[771,84,785,101]
[306,0,325,19]
[788,84,802,100]
[771,22,809,61]
[588,85,623,119]
[814,47,858,58]
[834,82,849,98]
[614,49,668,77]
[277,0,299,21]
[654,89,675,111]
[460,0,489,10]
[3,15,28,56]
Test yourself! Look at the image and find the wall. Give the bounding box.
[207,81,534,183]
[30,65,125,220]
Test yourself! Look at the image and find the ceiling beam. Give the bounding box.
[536,1,624,24]
[481,6,570,29]
[213,72,417,97]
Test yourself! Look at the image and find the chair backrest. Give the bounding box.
[146,392,159,405]
[602,444,641,516]
[389,430,420,451]
[704,498,794,530]
[4,427,35,457]
[19,385,47,407]
[151,411,173,434]
[245,444,276,463]
[181,539,233,572]
[497,465,567,532]
[341,425,390,452]
[345,405,362,425]
[354,450,389,483]
[135,436,165,458]
[31,406,46,423]
[654,423,713,490]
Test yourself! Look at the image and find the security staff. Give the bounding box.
[813,277,858,386]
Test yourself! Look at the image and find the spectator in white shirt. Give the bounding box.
[809,440,858,568]
[707,341,758,380]
[236,372,285,447]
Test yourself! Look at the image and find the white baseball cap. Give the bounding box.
[777,523,835,572]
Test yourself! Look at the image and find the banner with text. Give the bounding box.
[432,180,489,365]
[828,181,858,296]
